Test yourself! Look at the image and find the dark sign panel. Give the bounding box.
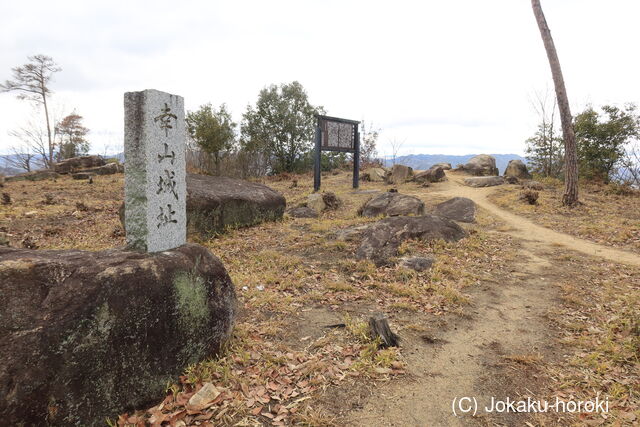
[321,119,356,152]
[314,115,361,191]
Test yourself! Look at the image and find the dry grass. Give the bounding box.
[0,175,125,250]
[541,251,640,425]
[2,170,518,425]
[7,170,636,425]
[488,179,640,253]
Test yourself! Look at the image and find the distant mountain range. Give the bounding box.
[382,154,527,174]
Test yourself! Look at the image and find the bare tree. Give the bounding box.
[388,137,406,166]
[526,88,564,177]
[531,0,579,206]
[3,144,37,172]
[0,55,61,168]
[9,119,51,169]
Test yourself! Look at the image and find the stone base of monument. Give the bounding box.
[0,243,236,426]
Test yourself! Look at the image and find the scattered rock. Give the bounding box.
[459,154,499,176]
[1,193,10,205]
[505,176,519,184]
[80,162,122,176]
[504,159,532,179]
[20,235,38,249]
[53,155,106,174]
[321,192,341,211]
[335,224,371,241]
[5,170,60,182]
[287,206,319,218]
[356,215,466,265]
[400,256,435,272]
[431,162,452,170]
[71,172,95,180]
[433,197,476,223]
[307,193,326,214]
[522,180,544,191]
[24,210,37,217]
[413,166,445,184]
[360,167,387,182]
[386,164,413,184]
[188,382,221,410]
[519,189,539,205]
[359,192,425,217]
[464,176,505,187]
[0,243,236,426]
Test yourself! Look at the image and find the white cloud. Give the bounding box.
[1,0,639,158]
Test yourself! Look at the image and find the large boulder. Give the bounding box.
[464,176,505,187]
[359,192,425,217]
[119,175,286,237]
[54,155,106,174]
[0,243,236,426]
[434,197,476,223]
[360,167,387,182]
[460,154,499,176]
[431,162,452,170]
[356,215,466,265]
[503,160,531,180]
[186,174,288,237]
[413,166,445,184]
[386,164,413,184]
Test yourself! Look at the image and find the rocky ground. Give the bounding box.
[0,170,638,426]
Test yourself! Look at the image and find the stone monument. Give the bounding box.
[124,89,186,252]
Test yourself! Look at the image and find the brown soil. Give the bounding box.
[341,172,640,426]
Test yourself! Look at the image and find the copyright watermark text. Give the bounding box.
[452,396,609,416]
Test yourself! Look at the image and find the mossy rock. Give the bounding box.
[0,243,236,425]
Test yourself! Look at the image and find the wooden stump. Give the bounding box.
[368,313,400,348]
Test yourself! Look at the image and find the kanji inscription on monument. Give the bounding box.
[124,89,186,252]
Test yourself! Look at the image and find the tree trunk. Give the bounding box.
[214,152,221,176]
[41,86,53,169]
[531,0,579,206]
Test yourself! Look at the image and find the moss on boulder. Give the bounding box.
[0,243,236,426]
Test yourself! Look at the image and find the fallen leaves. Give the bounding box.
[117,322,405,426]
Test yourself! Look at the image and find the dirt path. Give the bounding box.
[348,242,558,426]
[438,173,640,267]
[346,173,639,426]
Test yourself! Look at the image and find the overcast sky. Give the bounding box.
[1,0,639,157]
